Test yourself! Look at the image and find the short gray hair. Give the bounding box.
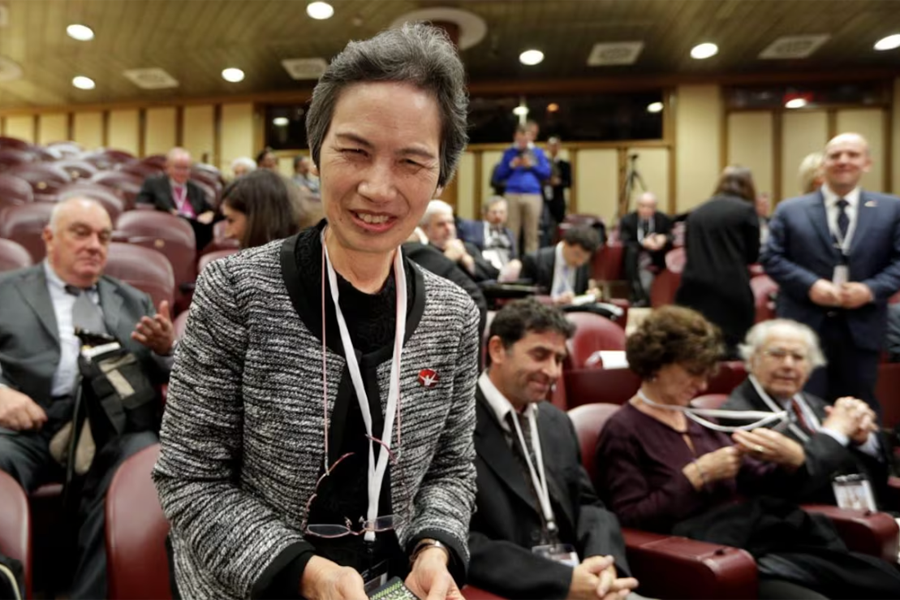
[306,23,468,189]
[230,156,257,172]
[420,199,454,227]
[798,152,823,194]
[739,319,827,369]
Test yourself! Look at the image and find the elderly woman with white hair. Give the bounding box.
[722,318,891,509]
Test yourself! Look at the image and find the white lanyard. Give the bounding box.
[508,409,558,534]
[322,229,407,542]
[636,389,788,432]
[748,375,819,443]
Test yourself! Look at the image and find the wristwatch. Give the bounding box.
[409,539,451,567]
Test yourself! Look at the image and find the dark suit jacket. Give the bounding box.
[456,219,518,260]
[762,190,900,351]
[136,174,215,249]
[618,211,674,270]
[521,246,590,295]
[722,379,891,509]
[545,158,572,202]
[469,387,630,599]
[0,265,168,425]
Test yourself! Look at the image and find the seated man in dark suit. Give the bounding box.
[136,147,217,250]
[420,199,499,282]
[618,192,672,307]
[469,299,639,600]
[722,319,891,509]
[520,226,601,305]
[0,197,175,599]
[457,196,518,270]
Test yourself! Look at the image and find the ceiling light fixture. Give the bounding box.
[874,34,900,51]
[512,105,529,117]
[519,49,544,66]
[67,24,94,41]
[222,68,245,83]
[546,103,559,113]
[647,102,664,113]
[690,42,718,60]
[273,117,290,127]
[785,98,808,109]
[307,1,334,20]
[72,75,95,90]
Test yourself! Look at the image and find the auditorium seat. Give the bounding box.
[649,268,681,308]
[82,149,135,171]
[564,367,641,408]
[57,182,126,224]
[0,136,30,150]
[750,275,778,323]
[8,163,72,202]
[706,361,748,395]
[46,141,83,157]
[139,154,167,169]
[190,178,218,208]
[591,240,625,298]
[90,171,143,209]
[0,172,35,208]
[690,393,729,410]
[115,211,196,296]
[876,362,900,429]
[0,147,35,172]
[197,247,239,273]
[565,312,626,369]
[55,159,99,181]
[105,443,171,600]
[117,160,163,179]
[0,238,33,272]
[0,469,31,599]
[0,203,54,262]
[104,243,176,310]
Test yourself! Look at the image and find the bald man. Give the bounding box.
[618,192,673,306]
[762,133,900,415]
[136,147,217,249]
[0,198,175,598]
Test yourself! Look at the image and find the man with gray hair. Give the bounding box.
[457,196,517,270]
[722,319,891,509]
[0,197,175,598]
[421,199,500,282]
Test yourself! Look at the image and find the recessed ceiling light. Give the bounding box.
[547,103,559,113]
[647,102,664,113]
[307,1,334,20]
[785,98,808,109]
[273,117,290,127]
[67,24,94,41]
[519,49,544,66]
[690,42,718,60]
[72,75,95,90]
[222,68,245,83]
[512,106,529,117]
[874,34,900,51]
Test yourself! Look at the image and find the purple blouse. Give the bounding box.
[595,403,781,534]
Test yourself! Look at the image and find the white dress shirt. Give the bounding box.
[478,370,537,438]
[550,243,576,299]
[821,184,860,253]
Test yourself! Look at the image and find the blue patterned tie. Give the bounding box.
[836,198,849,241]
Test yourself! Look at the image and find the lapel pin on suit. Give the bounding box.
[865,200,877,207]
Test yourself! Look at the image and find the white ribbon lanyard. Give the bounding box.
[636,389,788,433]
[748,375,819,444]
[508,409,558,535]
[322,230,407,542]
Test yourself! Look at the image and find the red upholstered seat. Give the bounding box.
[568,403,622,482]
[0,172,34,211]
[691,393,729,410]
[7,163,72,202]
[81,149,136,171]
[105,443,172,600]
[591,239,624,282]
[104,243,175,310]
[0,148,35,172]
[54,159,99,182]
[46,141,84,157]
[563,367,641,408]
[56,182,126,225]
[565,312,626,369]
[115,211,196,293]
[0,470,31,599]
[0,203,54,262]
[0,136,30,150]
[750,274,779,323]
[117,160,163,180]
[0,238,33,272]
[90,171,143,210]
[706,361,748,395]
[649,268,681,308]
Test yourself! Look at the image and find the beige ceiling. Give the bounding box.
[0,0,898,109]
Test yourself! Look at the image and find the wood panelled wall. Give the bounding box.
[2,76,898,222]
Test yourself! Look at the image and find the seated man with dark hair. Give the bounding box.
[468,298,640,600]
[521,226,601,306]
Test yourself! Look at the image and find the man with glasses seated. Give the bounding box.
[722,319,892,509]
[468,299,641,600]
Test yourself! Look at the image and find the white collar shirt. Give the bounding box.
[550,242,576,298]
[478,371,537,438]
[821,184,860,252]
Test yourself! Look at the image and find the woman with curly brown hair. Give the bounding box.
[595,306,900,599]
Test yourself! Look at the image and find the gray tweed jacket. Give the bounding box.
[152,238,480,599]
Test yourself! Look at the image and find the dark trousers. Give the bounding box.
[0,424,158,599]
[623,244,649,304]
[805,314,881,417]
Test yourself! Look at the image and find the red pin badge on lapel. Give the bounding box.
[418,369,439,388]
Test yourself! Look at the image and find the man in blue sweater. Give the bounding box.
[495,123,551,255]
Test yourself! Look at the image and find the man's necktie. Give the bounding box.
[640,220,649,238]
[507,411,539,468]
[836,198,850,241]
[791,398,813,434]
[65,286,107,335]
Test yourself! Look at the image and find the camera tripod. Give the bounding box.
[618,153,647,220]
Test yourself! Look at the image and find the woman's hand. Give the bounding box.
[683,446,742,489]
[299,556,367,600]
[732,428,805,471]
